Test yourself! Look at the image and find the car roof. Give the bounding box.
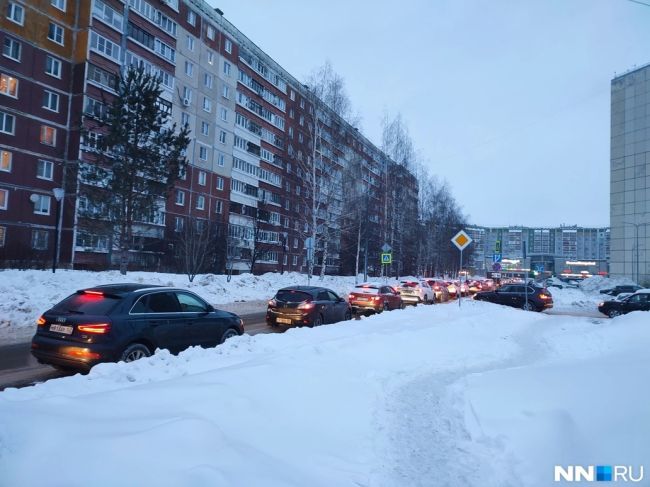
[355,282,384,287]
[277,286,330,292]
[635,288,650,294]
[79,284,169,296]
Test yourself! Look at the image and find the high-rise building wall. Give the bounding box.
[610,64,650,285]
[0,0,417,275]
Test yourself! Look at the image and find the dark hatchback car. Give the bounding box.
[31,284,244,372]
[473,283,553,312]
[599,285,642,296]
[267,286,352,327]
[598,290,650,318]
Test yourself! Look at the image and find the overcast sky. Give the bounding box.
[208,0,650,228]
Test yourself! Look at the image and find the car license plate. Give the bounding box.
[357,297,368,301]
[276,318,292,325]
[50,324,73,334]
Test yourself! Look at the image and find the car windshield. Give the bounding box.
[400,282,418,288]
[51,292,121,315]
[275,290,312,303]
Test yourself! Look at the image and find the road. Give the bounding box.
[0,311,271,391]
[0,303,606,391]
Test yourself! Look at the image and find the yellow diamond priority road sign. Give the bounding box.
[451,230,472,251]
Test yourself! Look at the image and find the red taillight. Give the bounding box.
[84,290,104,296]
[37,316,46,326]
[268,298,277,307]
[297,301,315,310]
[348,294,355,300]
[372,296,381,301]
[539,294,551,300]
[77,323,111,334]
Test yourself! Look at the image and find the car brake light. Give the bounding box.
[84,290,104,296]
[348,294,355,300]
[539,294,551,300]
[297,301,315,310]
[77,323,111,334]
[268,298,277,307]
[372,296,381,301]
[67,348,101,359]
[37,316,46,326]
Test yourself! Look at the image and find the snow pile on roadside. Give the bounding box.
[579,275,636,293]
[1,302,648,486]
[548,286,603,311]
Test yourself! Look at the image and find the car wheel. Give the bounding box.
[522,302,535,311]
[311,314,324,327]
[382,302,389,312]
[344,310,352,321]
[120,343,151,363]
[608,309,621,318]
[400,301,406,309]
[220,327,239,343]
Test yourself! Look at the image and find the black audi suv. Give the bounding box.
[31,284,244,372]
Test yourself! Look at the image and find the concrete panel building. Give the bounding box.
[610,63,650,286]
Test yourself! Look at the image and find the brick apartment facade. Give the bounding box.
[0,0,418,275]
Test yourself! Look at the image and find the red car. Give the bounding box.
[348,283,404,314]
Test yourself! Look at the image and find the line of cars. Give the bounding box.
[597,285,650,318]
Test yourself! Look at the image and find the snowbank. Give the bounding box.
[1,301,648,486]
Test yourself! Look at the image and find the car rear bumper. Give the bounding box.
[266,309,313,326]
[31,335,115,371]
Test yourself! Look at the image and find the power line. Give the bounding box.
[628,0,650,7]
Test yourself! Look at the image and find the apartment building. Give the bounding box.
[610,63,650,285]
[0,0,417,275]
[466,225,610,278]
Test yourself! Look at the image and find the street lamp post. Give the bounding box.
[624,219,649,284]
[52,188,64,273]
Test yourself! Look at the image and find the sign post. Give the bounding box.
[451,230,473,308]
[305,237,314,285]
[381,243,392,282]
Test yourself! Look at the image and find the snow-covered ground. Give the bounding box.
[0,271,648,486]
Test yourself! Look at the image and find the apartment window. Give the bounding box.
[7,3,24,25]
[289,108,294,119]
[198,171,206,186]
[33,194,51,215]
[199,146,208,161]
[184,61,194,77]
[217,152,224,166]
[32,229,49,250]
[216,177,224,190]
[0,150,11,172]
[300,98,305,109]
[222,85,230,99]
[48,23,64,45]
[175,190,185,206]
[0,111,15,135]
[196,195,205,210]
[292,255,298,266]
[181,112,190,126]
[0,226,5,246]
[186,35,194,51]
[40,126,56,146]
[299,115,304,126]
[290,90,295,101]
[203,73,213,89]
[91,31,120,62]
[0,74,18,98]
[223,61,231,76]
[201,121,209,136]
[215,200,223,214]
[42,90,59,112]
[51,0,66,11]
[182,86,192,103]
[224,38,232,53]
[3,38,20,64]
[174,216,184,232]
[207,51,214,65]
[202,97,211,112]
[207,25,215,40]
[293,238,298,249]
[0,189,7,209]
[218,130,226,144]
[220,107,228,121]
[187,10,196,26]
[45,56,62,78]
[37,160,54,180]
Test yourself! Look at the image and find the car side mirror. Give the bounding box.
[338,297,345,303]
[206,304,215,312]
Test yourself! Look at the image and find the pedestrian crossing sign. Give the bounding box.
[381,253,392,264]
